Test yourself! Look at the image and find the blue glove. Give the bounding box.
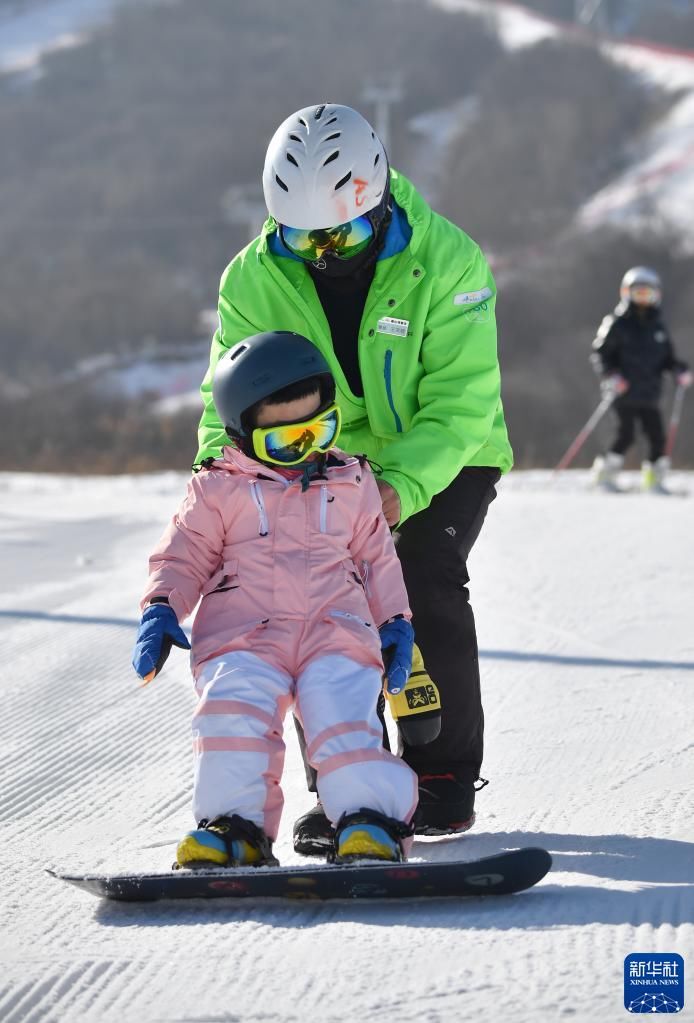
[379,617,414,695]
[132,603,191,684]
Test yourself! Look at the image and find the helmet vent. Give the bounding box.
[334,170,352,191]
[323,151,339,167]
[298,116,308,128]
[286,152,299,167]
[275,174,289,192]
[324,132,341,142]
[314,105,326,119]
[289,133,302,143]
[230,344,248,361]
[374,153,380,166]
[325,117,338,126]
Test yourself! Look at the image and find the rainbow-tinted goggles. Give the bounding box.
[252,403,341,466]
[280,214,374,261]
[629,284,661,306]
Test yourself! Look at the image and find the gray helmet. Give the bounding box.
[263,103,388,229]
[620,266,662,305]
[212,331,333,437]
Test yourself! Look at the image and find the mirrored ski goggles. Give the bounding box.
[280,215,374,261]
[629,284,661,305]
[251,404,341,465]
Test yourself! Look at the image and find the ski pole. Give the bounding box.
[664,383,686,458]
[554,391,616,472]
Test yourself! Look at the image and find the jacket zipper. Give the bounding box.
[249,481,269,536]
[383,349,403,433]
[319,484,329,533]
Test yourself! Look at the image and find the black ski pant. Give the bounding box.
[296,465,500,792]
[611,402,665,462]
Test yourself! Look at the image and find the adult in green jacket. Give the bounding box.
[196,103,513,853]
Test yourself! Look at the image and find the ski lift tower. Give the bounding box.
[221,184,266,243]
[361,80,403,153]
[574,0,610,31]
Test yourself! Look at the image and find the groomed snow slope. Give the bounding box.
[0,470,692,1023]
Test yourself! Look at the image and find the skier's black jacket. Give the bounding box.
[591,302,688,405]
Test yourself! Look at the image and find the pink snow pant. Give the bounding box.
[191,650,418,842]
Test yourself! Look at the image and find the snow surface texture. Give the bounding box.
[0,469,692,1022]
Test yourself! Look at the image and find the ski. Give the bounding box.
[48,846,551,903]
[591,483,689,497]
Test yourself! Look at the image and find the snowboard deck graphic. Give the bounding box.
[49,846,552,903]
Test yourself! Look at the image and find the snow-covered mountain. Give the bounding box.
[72,0,694,412]
[1,469,692,1022]
[433,0,694,248]
[0,0,129,73]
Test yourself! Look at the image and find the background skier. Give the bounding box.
[591,266,691,491]
[195,103,513,853]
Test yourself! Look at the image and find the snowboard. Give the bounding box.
[48,846,552,903]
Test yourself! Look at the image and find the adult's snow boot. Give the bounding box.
[292,799,335,856]
[414,773,488,836]
[176,814,278,869]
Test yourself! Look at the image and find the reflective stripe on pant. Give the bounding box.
[192,651,417,838]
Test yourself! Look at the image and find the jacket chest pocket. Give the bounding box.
[200,558,240,596]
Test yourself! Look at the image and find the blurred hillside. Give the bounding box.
[0,0,693,472]
[519,0,694,45]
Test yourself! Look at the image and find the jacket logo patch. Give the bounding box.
[377,317,409,338]
[453,287,493,306]
[655,330,667,343]
[464,303,490,324]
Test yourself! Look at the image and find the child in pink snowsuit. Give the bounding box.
[132,331,418,868]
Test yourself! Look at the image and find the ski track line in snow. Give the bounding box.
[0,655,190,821]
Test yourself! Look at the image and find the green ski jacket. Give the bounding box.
[197,170,513,524]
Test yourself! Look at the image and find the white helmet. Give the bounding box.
[262,103,389,230]
[620,266,662,306]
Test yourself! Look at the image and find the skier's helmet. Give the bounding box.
[620,266,662,307]
[212,331,334,438]
[262,103,389,230]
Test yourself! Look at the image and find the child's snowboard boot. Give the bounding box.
[176,814,278,869]
[332,808,413,864]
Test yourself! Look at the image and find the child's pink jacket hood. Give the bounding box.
[142,446,411,675]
